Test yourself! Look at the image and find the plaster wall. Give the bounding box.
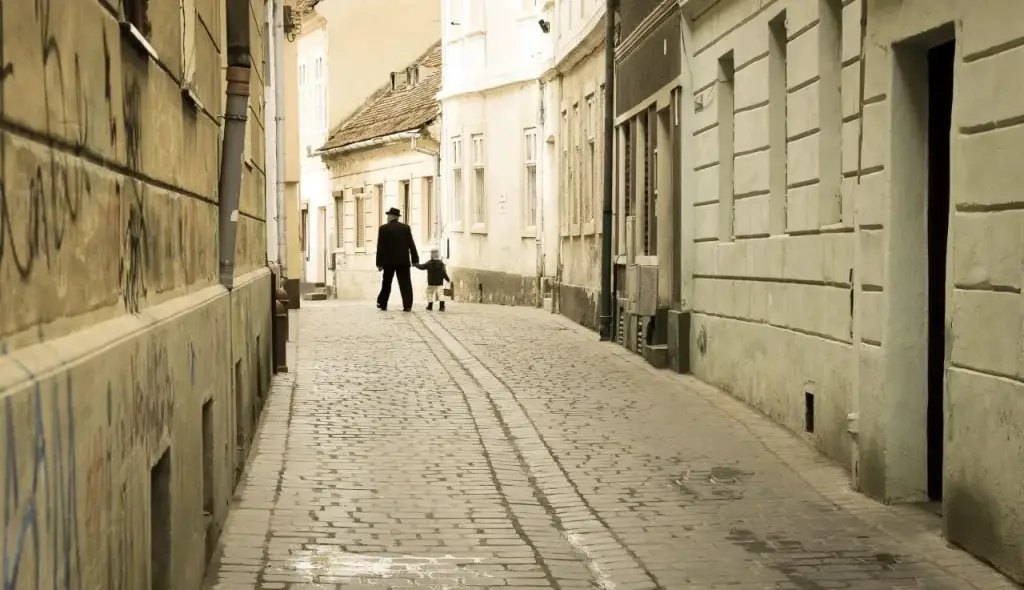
[442,83,543,305]
[327,144,438,301]
[0,0,271,586]
[555,47,606,329]
[681,0,1024,581]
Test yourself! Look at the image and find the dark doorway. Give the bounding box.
[926,40,954,502]
[151,449,172,590]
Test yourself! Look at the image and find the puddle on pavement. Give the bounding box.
[269,546,492,586]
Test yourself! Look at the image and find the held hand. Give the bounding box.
[377,266,382,272]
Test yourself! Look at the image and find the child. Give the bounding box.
[414,249,451,311]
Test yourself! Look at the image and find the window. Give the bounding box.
[584,95,595,224]
[451,137,463,223]
[561,110,568,228]
[355,191,366,248]
[524,128,538,228]
[471,134,486,225]
[316,57,326,131]
[375,184,386,227]
[123,0,152,39]
[300,206,309,255]
[401,181,411,222]
[571,104,579,226]
[422,177,437,241]
[335,193,344,247]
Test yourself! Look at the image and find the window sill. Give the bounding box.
[120,22,159,62]
[470,222,488,235]
[570,222,581,237]
[355,247,366,254]
[560,224,569,238]
[521,227,537,239]
[448,222,463,233]
[583,220,596,236]
[181,84,206,112]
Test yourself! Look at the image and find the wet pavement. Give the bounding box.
[205,301,1018,590]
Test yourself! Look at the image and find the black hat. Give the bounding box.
[387,207,401,217]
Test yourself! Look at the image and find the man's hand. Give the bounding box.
[377,266,382,272]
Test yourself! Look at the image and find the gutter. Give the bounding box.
[598,0,617,340]
[218,26,252,289]
[316,130,421,158]
[273,0,287,277]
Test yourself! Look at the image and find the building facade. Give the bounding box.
[439,0,553,306]
[605,0,1024,581]
[319,44,443,301]
[0,0,272,586]
[293,0,441,297]
[546,0,610,329]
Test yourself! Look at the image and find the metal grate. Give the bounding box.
[617,306,625,346]
[635,316,644,352]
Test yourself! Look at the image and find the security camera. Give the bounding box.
[538,19,550,33]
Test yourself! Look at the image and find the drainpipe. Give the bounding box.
[218,7,252,289]
[274,0,287,277]
[598,0,617,340]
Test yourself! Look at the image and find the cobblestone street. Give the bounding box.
[206,302,1017,590]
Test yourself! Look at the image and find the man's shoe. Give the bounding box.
[376,302,386,311]
[438,303,445,312]
[426,303,433,311]
[402,308,412,312]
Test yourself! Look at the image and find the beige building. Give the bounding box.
[292,0,441,297]
[319,44,442,301]
[606,0,1024,581]
[0,0,271,586]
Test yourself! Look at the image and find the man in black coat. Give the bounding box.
[375,207,419,311]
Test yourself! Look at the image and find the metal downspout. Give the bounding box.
[218,58,252,289]
[274,0,287,276]
[598,0,617,340]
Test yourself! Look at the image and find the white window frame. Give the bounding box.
[471,134,486,230]
[451,137,464,228]
[584,94,596,230]
[524,128,538,233]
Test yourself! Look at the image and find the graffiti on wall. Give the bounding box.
[1,377,83,590]
[0,0,92,308]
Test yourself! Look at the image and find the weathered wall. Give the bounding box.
[0,0,270,586]
[556,46,605,329]
[681,0,1024,581]
[327,143,437,301]
[443,82,542,305]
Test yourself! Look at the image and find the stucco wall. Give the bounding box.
[327,144,438,301]
[0,0,270,585]
[443,83,542,304]
[556,47,606,329]
[681,0,1024,581]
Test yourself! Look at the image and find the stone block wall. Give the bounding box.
[683,0,1024,581]
[0,0,271,586]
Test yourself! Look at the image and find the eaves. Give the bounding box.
[615,0,679,64]
[551,8,607,77]
[316,129,426,159]
[678,0,723,21]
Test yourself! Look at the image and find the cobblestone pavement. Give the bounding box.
[206,302,1019,590]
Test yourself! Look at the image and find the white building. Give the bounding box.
[293,0,441,296]
[318,44,443,301]
[438,0,554,306]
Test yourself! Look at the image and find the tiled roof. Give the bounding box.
[318,42,442,153]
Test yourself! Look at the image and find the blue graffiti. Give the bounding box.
[2,375,82,590]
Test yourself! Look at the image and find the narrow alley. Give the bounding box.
[205,303,1015,590]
